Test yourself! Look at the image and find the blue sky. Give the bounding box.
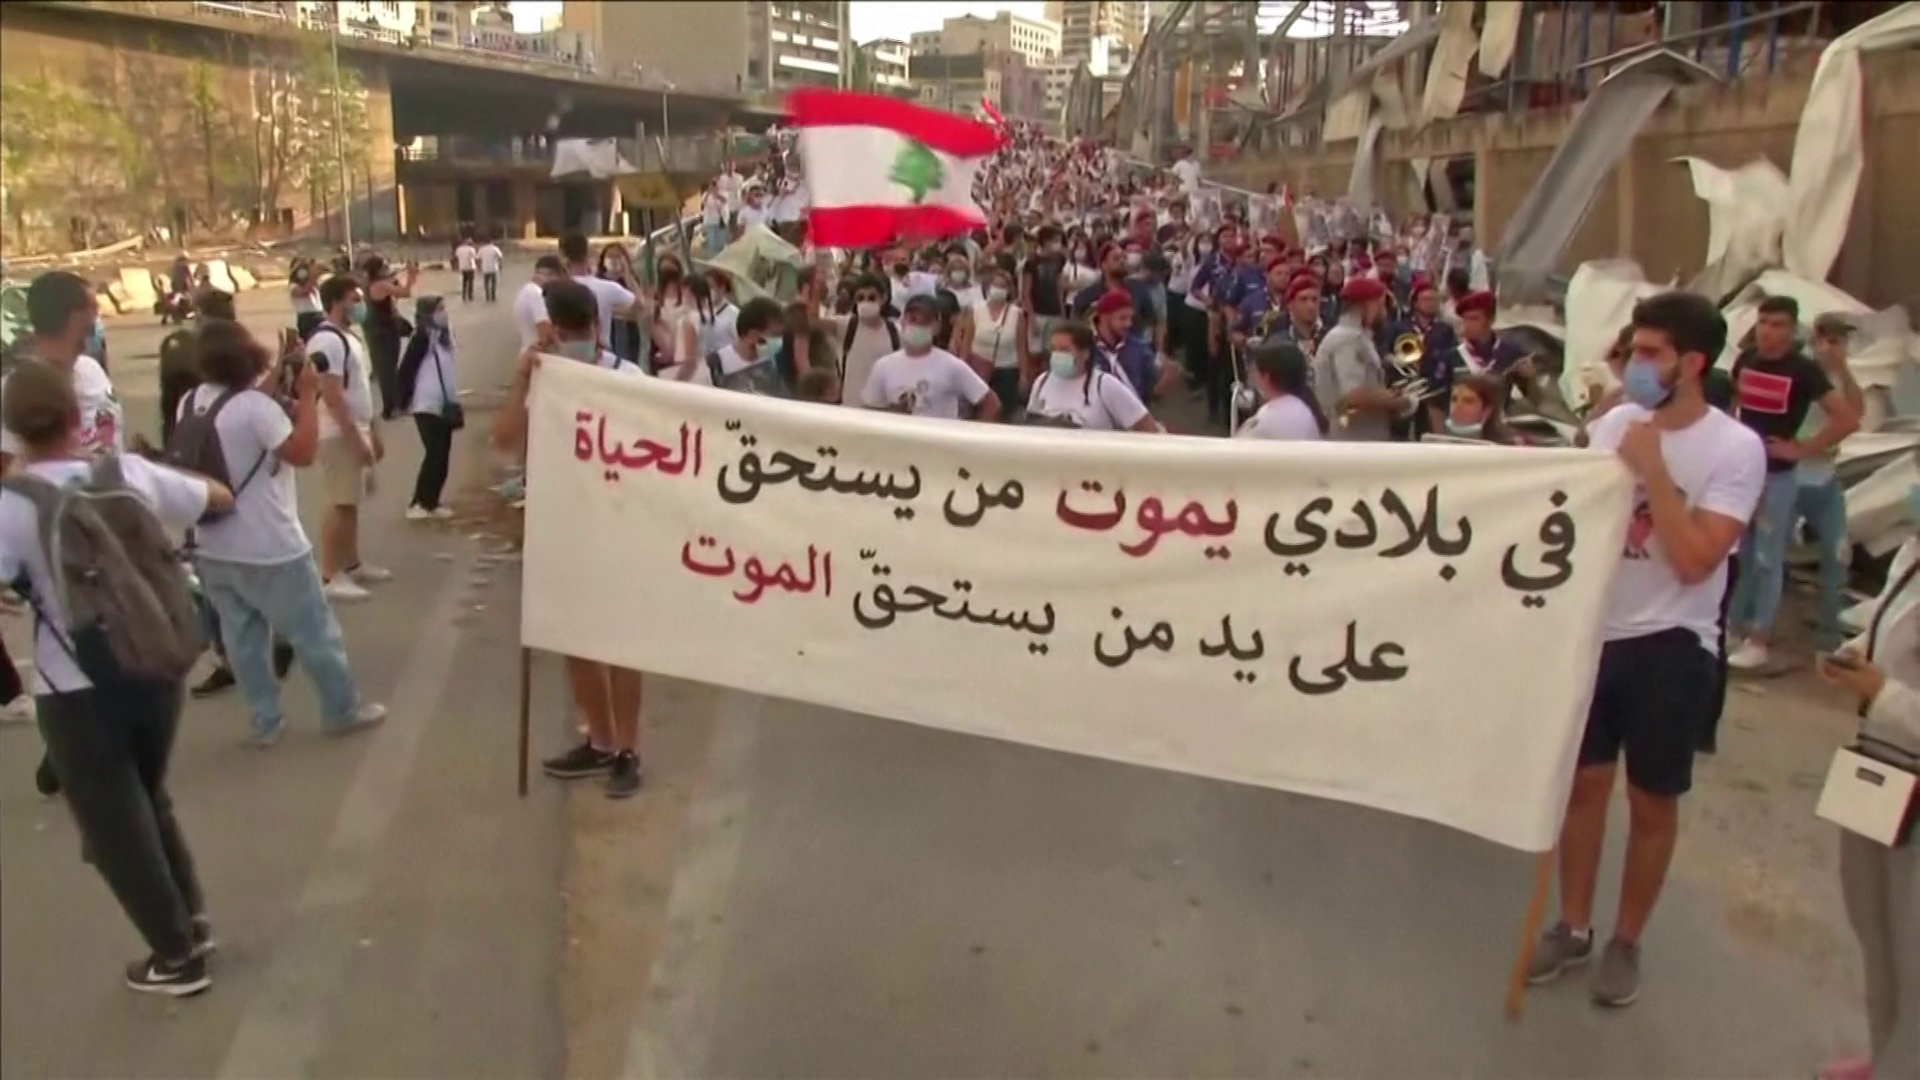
[511,2,1049,44]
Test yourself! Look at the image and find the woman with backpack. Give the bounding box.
[1024,322,1160,432]
[0,361,235,997]
[395,296,461,521]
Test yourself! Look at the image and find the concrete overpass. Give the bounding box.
[0,1,776,250]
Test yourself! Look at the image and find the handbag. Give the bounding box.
[1815,558,1920,846]
[431,348,465,430]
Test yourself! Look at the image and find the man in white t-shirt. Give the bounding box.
[681,297,783,389]
[514,255,568,350]
[1170,147,1202,194]
[700,186,728,256]
[454,237,478,303]
[861,295,1000,421]
[737,186,769,234]
[0,271,124,471]
[833,275,902,406]
[307,274,388,602]
[1526,291,1765,1010]
[478,238,504,303]
[179,318,387,743]
[560,232,636,350]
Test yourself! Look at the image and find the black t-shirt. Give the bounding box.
[1022,254,1067,317]
[1730,348,1832,472]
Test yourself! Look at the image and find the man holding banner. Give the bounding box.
[1527,291,1766,1008]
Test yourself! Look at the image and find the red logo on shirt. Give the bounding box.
[1736,368,1793,416]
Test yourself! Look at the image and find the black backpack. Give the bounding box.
[841,316,900,357]
[706,349,792,398]
[164,387,269,521]
[304,322,355,389]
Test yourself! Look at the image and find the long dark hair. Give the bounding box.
[1249,340,1328,434]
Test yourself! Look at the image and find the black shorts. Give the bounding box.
[1577,628,1715,797]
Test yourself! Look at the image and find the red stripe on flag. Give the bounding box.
[980,98,1006,127]
[808,205,984,250]
[786,89,1003,159]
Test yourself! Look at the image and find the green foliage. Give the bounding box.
[0,33,377,254]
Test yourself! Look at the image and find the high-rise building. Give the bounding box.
[857,38,914,99]
[559,0,849,95]
[1044,0,1146,65]
[927,11,1061,65]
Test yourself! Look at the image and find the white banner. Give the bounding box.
[521,362,1635,851]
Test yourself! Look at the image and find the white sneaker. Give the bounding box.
[1727,640,1771,671]
[430,506,454,519]
[324,577,373,602]
[325,702,387,736]
[348,564,393,584]
[405,504,433,522]
[0,695,34,724]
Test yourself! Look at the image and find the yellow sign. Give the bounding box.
[617,173,682,211]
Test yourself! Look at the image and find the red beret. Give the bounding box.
[1094,289,1134,317]
[1409,273,1433,293]
[1339,276,1387,303]
[1285,274,1320,302]
[1262,255,1287,274]
[1455,290,1497,316]
[1352,255,1373,270]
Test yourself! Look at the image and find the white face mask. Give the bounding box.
[856,301,881,321]
[987,286,1009,304]
[901,325,935,350]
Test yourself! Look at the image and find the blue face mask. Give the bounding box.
[1444,418,1484,438]
[1622,359,1672,410]
[348,300,369,325]
[1048,350,1077,379]
[85,318,106,359]
[557,341,598,363]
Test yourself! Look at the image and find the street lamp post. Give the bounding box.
[329,11,354,254]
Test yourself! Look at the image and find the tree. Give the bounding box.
[0,74,144,251]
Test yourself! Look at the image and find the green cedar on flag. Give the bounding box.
[788,88,1003,249]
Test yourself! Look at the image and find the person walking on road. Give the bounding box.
[479,237,503,303]
[0,361,233,997]
[454,237,478,304]
[397,296,460,521]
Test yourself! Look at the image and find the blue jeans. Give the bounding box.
[197,554,359,736]
[1793,475,1849,648]
[1730,470,1801,640]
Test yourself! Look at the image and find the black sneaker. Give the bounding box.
[605,751,643,799]
[542,742,615,779]
[191,666,238,699]
[190,915,218,959]
[272,639,295,680]
[34,755,59,799]
[124,953,212,997]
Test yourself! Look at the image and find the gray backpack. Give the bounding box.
[0,454,204,689]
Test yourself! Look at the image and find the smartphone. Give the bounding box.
[1820,651,1865,671]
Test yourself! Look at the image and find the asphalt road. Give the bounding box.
[0,259,1872,1078]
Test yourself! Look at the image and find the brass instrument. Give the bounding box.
[1389,331,1424,377]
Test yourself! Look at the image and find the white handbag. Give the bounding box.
[1816,561,1920,847]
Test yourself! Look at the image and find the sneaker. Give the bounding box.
[248,716,288,748]
[190,915,219,959]
[542,742,615,779]
[1525,921,1595,985]
[190,666,237,699]
[1727,639,1770,671]
[124,953,211,997]
[272,639,295,680]
[348,564,393,584]
[325,702,387,736]
[34,754,59,799]
[405,504,434,521]
[606,750,643,799]
[0,694,33,724]
[431,506,455,520]
[1591,938,1641,1007]
[323,577,372,602]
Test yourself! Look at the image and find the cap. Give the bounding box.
[901,294,940,320]
[1339,276,1387,303]
[1285,274,1320,303]
[1094,290,1134,318]
[1262,255,1287,274]
[1455,290,1497,317]
[1812,312,1856,339]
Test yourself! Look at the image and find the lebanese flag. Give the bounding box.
[788,89,1002,249]
[979,97,1007,128]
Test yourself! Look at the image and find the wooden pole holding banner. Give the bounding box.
[517,645,532,798]
[1504,849,1555,1020]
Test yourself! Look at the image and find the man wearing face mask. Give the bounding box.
[1070,242,1153,329]
[694,297,785,392]
[308,274,388,602]
[1528,291,1766,1010]
[860,295,1000,421]
[0,272,122,474]
[830,276,901,406]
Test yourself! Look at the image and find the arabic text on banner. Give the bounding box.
[521,362,1635,851]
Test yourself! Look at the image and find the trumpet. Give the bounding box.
[1389,331,1425,376]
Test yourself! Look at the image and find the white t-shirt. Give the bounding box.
[1026,369,1149,431]
[478,244,503,274]
[888,272,938,312]
[691,302,740,359]
[455,243,478,272]
[1172,157,1202,193]
[1586,404,1767,651]
[514,280,550,349]
[1237,396,1323,441]
[562,344,646,376]
[701,193,725,226]
[861,348,991,420]
[689,343,757,387]
[834,317,899,405]
[945,281,983,309]
[307,323,374,440]
[0,456,209,693]
[738,203,769,231]
[573,271,636,349]
[291,287,323,315]
[409,338,457,415]
[0,356,122,459]
[177,385,311,565]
